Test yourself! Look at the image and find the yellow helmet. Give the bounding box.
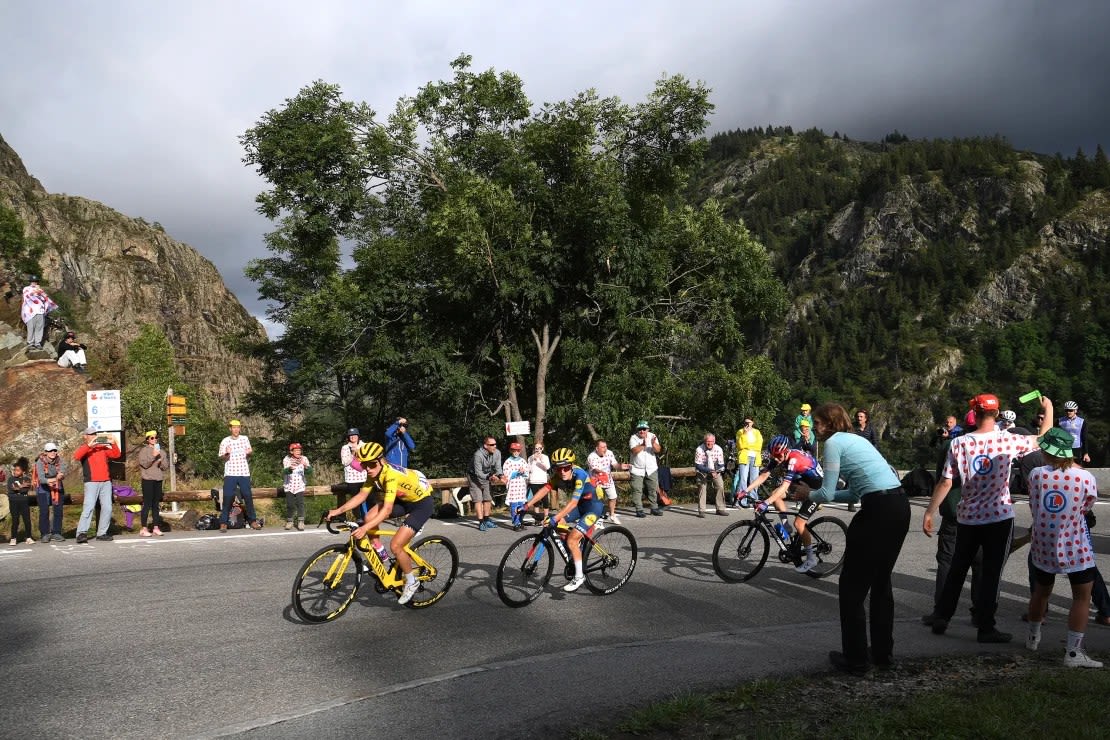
[550,447,576,466]
[356,441,384,463]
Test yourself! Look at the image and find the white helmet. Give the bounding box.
[1000,409,1016,423]
[1063,400,1079,411]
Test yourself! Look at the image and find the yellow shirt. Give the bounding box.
[735,427,763,468]
[360,462,432,504]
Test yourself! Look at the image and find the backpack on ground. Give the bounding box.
[900,466,934,497]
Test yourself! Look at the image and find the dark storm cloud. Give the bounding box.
[1,1,1106,336]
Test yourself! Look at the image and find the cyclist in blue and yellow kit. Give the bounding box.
[740,434,825,572]
[523,447,605,592]
[326,441,435,605]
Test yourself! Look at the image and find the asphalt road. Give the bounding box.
[1,498,1107,739]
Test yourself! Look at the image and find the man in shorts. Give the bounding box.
[468,436,505,531]
[587,439,627,525]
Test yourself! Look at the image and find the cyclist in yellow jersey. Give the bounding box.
[326,442,434,605]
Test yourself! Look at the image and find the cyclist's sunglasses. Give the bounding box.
[554,463,573,470]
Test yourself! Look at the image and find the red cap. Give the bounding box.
[288,442,302,450]
[508,441,523,451]
[969,394,999,412]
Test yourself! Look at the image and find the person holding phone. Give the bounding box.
[74,427,122,543]
[137,430,170,536]
[384,417,416,467]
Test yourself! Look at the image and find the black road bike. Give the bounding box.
[495,519,637,607]
[712,503,847,582]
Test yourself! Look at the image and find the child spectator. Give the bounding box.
[283,443,312,530]
[527,443,552,511]
[503,441,530,530]
[7,457,35,545]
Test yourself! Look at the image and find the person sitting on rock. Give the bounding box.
[56,331,88,374]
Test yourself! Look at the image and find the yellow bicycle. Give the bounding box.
[291,517,458,621]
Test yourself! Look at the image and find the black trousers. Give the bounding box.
[141,479,164,528]
[933,516,982,614]
[839,491,911,664]
[936,519,1013,631]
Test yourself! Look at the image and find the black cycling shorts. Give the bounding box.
[1032,564,1096,587]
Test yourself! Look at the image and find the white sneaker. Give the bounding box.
[609,513,622,525]
[1026,632,1041,651]
[25,538,35,545]
[794,554,818,573]
[563,575,586,592]
[8,540,15,547]
[397,579,421,605]
[1064,648,1103,668]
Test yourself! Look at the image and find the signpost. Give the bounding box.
[166,389,188,498]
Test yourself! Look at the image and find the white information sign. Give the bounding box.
[86,389,122,432]
[505,421,531,436]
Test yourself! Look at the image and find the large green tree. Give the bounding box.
[241,56,787,471]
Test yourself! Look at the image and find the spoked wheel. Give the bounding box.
[584,526,637,595]
[291,544,362,622]
[404,536,459,608]
[712,521,770,582]
[804,516,848,578]
[496,534,554,607]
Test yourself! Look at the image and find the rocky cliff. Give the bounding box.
[0,133,266,418]
[692,129,1110,462]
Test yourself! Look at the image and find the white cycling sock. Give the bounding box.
[575,560,584,579]
[1067,630,1083,652]
[406,572,416,585]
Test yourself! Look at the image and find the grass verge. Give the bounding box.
[572,651,1109,739]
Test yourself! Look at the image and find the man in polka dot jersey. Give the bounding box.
[1024,427,1102,668]
[924,393,1053,644]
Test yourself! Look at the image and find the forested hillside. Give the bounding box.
[692,127,1110,464]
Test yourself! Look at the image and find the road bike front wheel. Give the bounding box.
[584,526,637,595]
[291,544,362,622]
[404,536,459,608]
[712,521,769,582]
[496,534,554,607]
[804,516,848,578]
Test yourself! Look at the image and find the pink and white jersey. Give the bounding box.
[1028,465,1097,574]
[942,430,1037,524]
[502,456,530,503]
[282,455,311,494]
[588,449,618,490]
[219,435,252,477]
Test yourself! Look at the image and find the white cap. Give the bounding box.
[43,442,58,451]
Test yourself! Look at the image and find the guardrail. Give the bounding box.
[62,467,1110,506]
[71,468,701,505]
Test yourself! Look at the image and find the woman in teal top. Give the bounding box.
[805,403,910,675]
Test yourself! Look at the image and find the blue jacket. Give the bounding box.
[384,421,416,467]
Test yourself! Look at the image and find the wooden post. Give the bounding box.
[167,387,178,511]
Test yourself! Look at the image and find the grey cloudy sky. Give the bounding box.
[2,1,1107,335]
